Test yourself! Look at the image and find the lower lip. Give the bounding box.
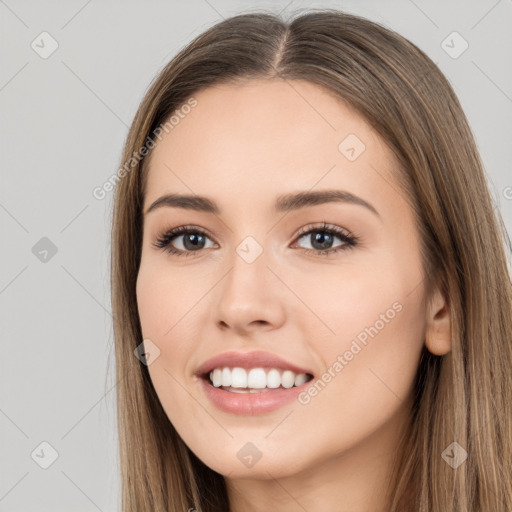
[198,376,311,415]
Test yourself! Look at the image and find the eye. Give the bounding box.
[291,221,358,257]
[152,225,217,257]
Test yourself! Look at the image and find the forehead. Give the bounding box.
[143,78,403,216]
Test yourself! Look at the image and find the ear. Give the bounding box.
[425,286,451,356]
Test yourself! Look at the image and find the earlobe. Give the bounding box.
[425,288,451,356]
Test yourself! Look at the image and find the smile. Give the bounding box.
[199,367,314,415]
[208,367,313,391]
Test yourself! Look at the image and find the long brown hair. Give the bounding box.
[110,9,512,511]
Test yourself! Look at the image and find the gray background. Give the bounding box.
[1,0,511,510]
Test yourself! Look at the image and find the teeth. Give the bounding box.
[247,368,266,388]
[211,368,223,387]
[208,367,311,390]
[294,373,308,386]
[281,370,295,389]
[267,368,281,388]
[231,367,247,388]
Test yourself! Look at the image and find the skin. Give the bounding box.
[136,78,451,512]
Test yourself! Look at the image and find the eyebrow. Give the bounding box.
[144,189,380,218]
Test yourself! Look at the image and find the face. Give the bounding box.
[136,78,430,480]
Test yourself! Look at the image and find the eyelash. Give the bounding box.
[152,221,359,258]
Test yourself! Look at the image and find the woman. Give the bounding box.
[110,9,512,511]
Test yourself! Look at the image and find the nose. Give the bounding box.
[214,244,286,336]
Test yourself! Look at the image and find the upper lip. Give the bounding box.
[195,350,314,377]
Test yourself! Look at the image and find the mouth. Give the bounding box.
[195,351,316,414]
[198,368,315,415]
[201,367,315,393]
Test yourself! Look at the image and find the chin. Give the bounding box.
[191,443,310,480]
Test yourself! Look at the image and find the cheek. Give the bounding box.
[135,266,194,435]
[291,253,425,431]
[136,257,207,338]
[136,262,193,393]
[136,276,165,338]
[136,257,209,398]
